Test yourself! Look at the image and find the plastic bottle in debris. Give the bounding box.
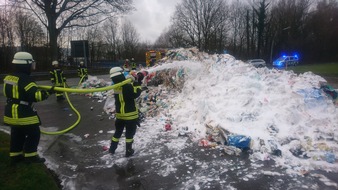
[325,152,336,163]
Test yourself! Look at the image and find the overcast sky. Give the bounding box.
[124,0,183,44]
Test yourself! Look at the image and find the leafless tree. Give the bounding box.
[0,6,16,71]
[14,10,45,50]
[103,18,122,61]
[0,6,15,48]
[253,0,270,57]
[154,25,189,48]
[9,0,133,64]
[304,0,338,62]
[85,25,104,66]
[228,0,249,57]
[153,27,171,49]
[172,0,228,52]
[270,0,311,58]
[121,20,139,59]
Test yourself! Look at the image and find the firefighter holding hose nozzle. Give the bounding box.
[108,67,146,157]
[3,52,55,166]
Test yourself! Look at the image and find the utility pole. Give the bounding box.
[270,26,291,65]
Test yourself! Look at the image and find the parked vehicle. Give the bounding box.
[273,55,299,67]
[246,59,266,68]
[145,50,166,67]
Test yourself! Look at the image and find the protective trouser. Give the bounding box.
[10,124,40,158]
[113,119,137,141]
[110,119,137,156]
[55,84,64,99]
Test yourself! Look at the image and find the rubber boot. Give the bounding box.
[109,141,118,154]
[25,155,46,164]
[10,155,24,166]
[125,142,135,157]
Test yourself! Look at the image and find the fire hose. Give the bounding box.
[77,75,87,87]
[38,78,132,135]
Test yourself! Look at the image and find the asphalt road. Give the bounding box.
[1,76,338,190]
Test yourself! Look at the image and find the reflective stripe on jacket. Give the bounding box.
[114,82,142,120]
[50,68,66,86]
[3,73,49,126]
[131,62,137,69]
[77,66,88,77]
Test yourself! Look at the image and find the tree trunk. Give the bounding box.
[49,27,58,62]
[47,12,59,64]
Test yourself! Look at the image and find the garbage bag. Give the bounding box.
[226,135,251,150]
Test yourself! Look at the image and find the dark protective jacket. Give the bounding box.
[131,62,137,70]
[77,65,88,78]
[3,72,50,126]
[50,68,66,86]
[114,81,142,120]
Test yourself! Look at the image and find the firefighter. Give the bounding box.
[50,60,66,101]
[3,52,54,165]
[77,61,88,82]
[131,58,137,70]
[108,67,144,157]
[123,59,129,71]
[123,59,130,78]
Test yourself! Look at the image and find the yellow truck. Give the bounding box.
[145,50,166,67]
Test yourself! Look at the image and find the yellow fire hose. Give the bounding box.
[77,75,87,87]
[38,78,132,135]
[38,78,132,93]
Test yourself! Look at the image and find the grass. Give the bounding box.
[289,62,338,76]
[0,131,61,190]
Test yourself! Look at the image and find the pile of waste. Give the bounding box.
[79,75,110,89]
[81,47,338,171]
[78,75,111,101]
[159,47,212,63]
[156,48,337,169]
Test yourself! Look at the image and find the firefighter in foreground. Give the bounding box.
[50,60,66,101]
[3,52,54,165]
[77,61,88,82]
[108,67,144,157]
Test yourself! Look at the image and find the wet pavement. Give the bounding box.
[1,76,338,190]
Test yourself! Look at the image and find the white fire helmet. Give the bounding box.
[109,67,123,78]
[52,60,59,66]
[12,52,36,70]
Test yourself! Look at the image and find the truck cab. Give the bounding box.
[145,50,166,67]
